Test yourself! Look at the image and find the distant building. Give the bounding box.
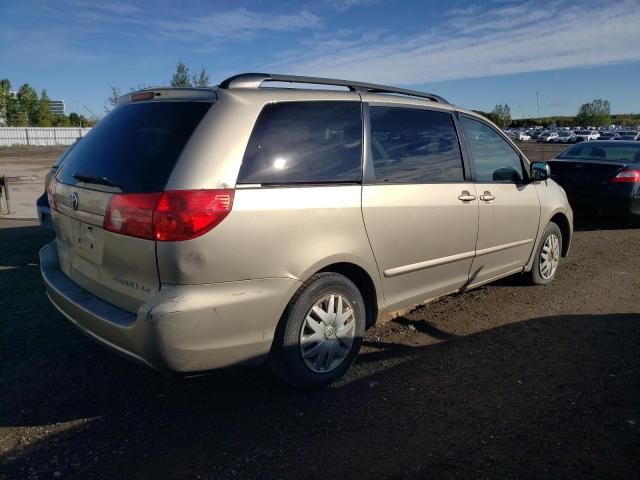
[48,100,65,116]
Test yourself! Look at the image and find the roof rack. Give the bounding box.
[219,73,449,104]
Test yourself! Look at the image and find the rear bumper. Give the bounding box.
[40,241,300,373]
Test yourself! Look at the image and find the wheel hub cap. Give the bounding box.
[540,233,560,280]
[299,293,357,373]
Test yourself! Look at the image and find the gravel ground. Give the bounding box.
[1,220,639,479]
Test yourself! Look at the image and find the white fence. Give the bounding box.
[0,127,92,146]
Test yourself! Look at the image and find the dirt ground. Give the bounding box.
[0,146,65,175]
[516,142,568,162]
[0,147,66,220]
[1,212,639,479]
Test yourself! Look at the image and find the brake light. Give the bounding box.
[104,193,160,240]
[103,190,234,241]
[131,91,155,101]
[610,169,640,183]
[154,190,234,241]
[47,178,58,212]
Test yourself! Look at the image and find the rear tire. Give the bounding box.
[269,273,365,390]
[529,222,562,285]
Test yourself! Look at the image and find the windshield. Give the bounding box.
[557,143,640,163]
[57,101,212,193]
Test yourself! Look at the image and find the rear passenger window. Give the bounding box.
[369,107,464,183]
[237,101,362,184]
[460,116,524,183]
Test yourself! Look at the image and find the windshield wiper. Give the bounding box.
[72,172,121,189]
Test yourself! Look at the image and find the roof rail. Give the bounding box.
[219,73,449,104]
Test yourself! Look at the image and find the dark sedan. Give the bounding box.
[547,141,640,221]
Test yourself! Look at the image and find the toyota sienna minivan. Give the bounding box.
[40,73,573,388]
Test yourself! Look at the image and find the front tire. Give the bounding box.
[269,273,365,389]
[529,222,562,285]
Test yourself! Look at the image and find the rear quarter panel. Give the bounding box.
[156,185,384,312]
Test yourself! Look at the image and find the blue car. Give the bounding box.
[37,140,80,229]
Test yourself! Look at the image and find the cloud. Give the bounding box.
[70,0,142,15]
[151,8,321,40]
[326,0,382,11]
[275,0,640,85]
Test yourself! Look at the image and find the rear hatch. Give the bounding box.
[50,99,212,313]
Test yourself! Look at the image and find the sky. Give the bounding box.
[1,0,640,119]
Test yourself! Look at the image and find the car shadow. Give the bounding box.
[2,224,639,479]
[573,213,639,232]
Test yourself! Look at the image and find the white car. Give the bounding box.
[517,132,531,141]
[539,132,558,143]
[574,130,599,141]
[551,131,576,143]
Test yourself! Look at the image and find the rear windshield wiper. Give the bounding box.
[72,172,121,189]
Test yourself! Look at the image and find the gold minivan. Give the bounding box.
[40,73,573,388]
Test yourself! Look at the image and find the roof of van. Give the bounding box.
[117,72,488,122]
[119,72,447,106]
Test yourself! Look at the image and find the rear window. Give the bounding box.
[237,101,362,184]
[57,101,211,193]
[557,144,640,163]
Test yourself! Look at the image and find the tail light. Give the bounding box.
[104,193,160,240]
[104,189,234,241]
[47,178,58,212]
[610,169,640,184]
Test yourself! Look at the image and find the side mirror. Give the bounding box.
[530,162,550,181]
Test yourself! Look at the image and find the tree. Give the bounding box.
[575,99,611,127]
[488,104,511,129]
[170,61,211,87]
[170,61,191,87]
[53,114,71,127]
[105,83,121,113]
[16,83,38,126]
[68,112,82,127]
[0,79,11,126]
[192,65,210,87]
[37,89,54,127]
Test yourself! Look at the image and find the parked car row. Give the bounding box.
[506,127,640,144]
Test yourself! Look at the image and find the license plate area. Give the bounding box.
[72,219,103,264]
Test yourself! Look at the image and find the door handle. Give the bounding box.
[458,190,476,202]
[480,191,495,201]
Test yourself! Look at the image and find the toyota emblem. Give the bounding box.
[71,192,79,210]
